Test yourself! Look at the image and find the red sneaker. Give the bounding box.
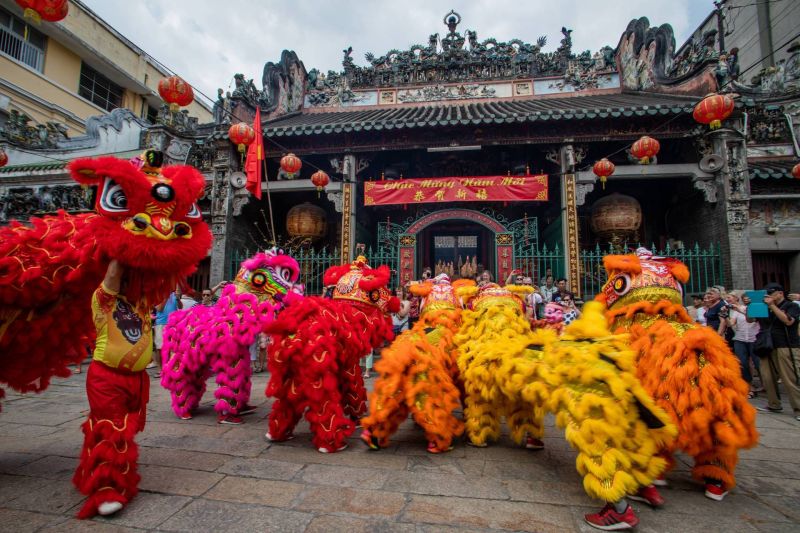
[361,430,380,450]
[584,503,639,531]
[217,414,244,425]
[525,436,544,450]
[628,485,665,507]
[704,482,728,501]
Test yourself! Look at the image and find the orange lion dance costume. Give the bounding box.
[597,248,758,501]
[0,150,211,518]
[265,256,399,453]
[361,274,472,453]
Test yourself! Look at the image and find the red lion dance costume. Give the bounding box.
[265,256,399,452]
[361,274,472,453]
[0,150,211,518]
[161,249,303,422]
[597,248,758,502]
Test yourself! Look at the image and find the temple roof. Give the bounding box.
[264,92,701,137]
[748,160,797,180]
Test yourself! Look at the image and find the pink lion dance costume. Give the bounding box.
[265,256,399,453]
[161,249,303,422]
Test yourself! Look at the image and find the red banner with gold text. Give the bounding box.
[364,175,548,206]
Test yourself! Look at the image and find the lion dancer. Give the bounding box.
[361,274,473,453]
[265,256,399,452]
[72,260,152,518]
[596,248,757,515]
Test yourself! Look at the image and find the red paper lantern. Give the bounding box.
[792,163,800,179]
[630,135,660,165]
[227,122,255,153]
[0,147,8,168]
[158,76,194,112]
[280,153,302,178]
[592,158,615,190]
[15,0,68,24]
[693,93,735,130]
[311,170,330,197]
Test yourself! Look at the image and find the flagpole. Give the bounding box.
[261,156,276,246]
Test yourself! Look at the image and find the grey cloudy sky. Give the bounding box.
[81,0,713,106]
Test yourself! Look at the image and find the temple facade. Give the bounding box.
[2,10,800,296]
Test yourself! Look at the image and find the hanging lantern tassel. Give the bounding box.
[311,170,330,199]
[592,158,615,190]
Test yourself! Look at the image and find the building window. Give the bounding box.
[78,63,123,112]
[145,105,158,123]
[0,7,47,72]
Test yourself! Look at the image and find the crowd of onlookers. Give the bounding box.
[686,284,800,421]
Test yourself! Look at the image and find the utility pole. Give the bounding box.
[714,0,727,53]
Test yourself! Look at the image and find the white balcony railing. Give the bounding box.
[0,26,44,72]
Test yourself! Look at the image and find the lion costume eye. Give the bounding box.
[251,272,267,288]
[611,274,632,296]
[368,290,381,303]
[99,178,128,213]
[279,267,294,281]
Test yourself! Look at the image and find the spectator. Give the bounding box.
[551,278,569,303]
[522,276,543,320]
[201,281,229,306]
[477,270,494,287]
[392,287,411,336]
[538,267,553,288]
[505,269,525,286]
[181,291,198,310]
[686,295,704,324]
[152,287,183,378]
[539,275,557,312]
[755,283,800,421]
[703,287,727,337]
[560,292,581,325]
[726,292,760,398]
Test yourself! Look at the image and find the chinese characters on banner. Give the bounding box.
[364,175,548,206]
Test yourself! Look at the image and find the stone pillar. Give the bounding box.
[209,141,234,285]
[340,154,357,263]
[559,144,581,296]
[710,124,754,289]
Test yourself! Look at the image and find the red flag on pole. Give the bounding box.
[244,107,263,199]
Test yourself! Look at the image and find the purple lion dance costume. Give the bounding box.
[160,249,303,421]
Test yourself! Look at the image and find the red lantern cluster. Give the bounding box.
[311,170,330,197]
[631,135,660,165]
[693,93,735,130]
[15,0,68,24]
[280,153,302,178]
[592,158,615,190]
[0,147,8,168]
[228,122,255,153]
[158,76,194,112]
[792,163,800,180]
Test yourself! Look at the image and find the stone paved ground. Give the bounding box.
[1,365,798,533]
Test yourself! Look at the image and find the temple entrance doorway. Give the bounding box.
[418,220,493,280]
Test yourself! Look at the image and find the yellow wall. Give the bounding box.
[1,0,211,130]
[0,55,105,134]
[42,38,81,90]
[58,6,212,121]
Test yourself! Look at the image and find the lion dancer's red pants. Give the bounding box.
[72,361,149,519]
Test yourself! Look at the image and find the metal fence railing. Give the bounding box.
[579,243,725,302]
[229,247,340,297]
[513,243,565,284]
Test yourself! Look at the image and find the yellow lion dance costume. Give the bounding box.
[597,248,758,501]
[361,274,471,453]
[454,283,550,447]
